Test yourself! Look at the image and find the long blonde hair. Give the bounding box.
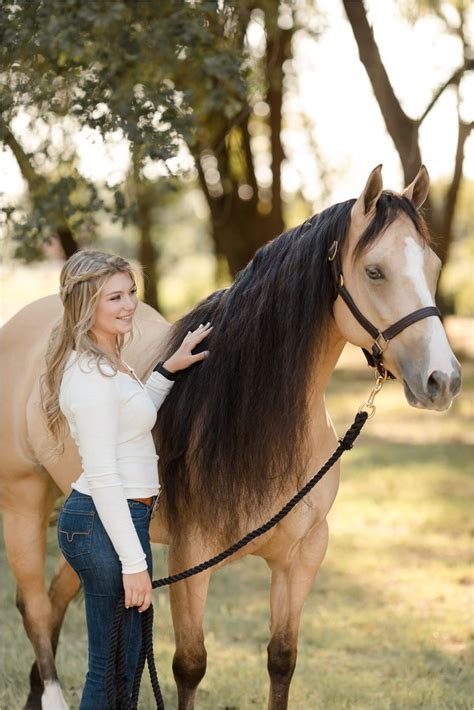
[41,250,137,451]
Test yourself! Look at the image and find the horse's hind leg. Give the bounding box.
[264,519,329,710]
[2,474,69,710]
[28,556,81,709]
[168,544,211,710]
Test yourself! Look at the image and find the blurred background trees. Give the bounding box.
[343,0,473,267]
[1,0,473,318]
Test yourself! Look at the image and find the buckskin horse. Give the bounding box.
[0,166,461,709]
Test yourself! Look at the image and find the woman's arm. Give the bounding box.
[69,369,147,574]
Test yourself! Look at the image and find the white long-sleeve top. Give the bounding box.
[59,350,174,574]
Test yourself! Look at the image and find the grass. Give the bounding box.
[0,354,472,709]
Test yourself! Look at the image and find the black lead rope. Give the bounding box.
[106,410,369,709]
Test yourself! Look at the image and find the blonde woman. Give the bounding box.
[41,250,212,709]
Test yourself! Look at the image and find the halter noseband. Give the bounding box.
[328,239,441,379]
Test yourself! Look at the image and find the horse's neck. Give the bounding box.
[308,325,346,412]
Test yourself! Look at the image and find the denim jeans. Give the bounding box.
[58,489,154,710]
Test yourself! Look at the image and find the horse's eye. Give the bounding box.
[365,266,384,280]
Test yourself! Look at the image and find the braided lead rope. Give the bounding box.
[130,617,148,707]
[106,602,123,709]
[143,606,164,710]
[108,410,369,709]
[117,620,131,709]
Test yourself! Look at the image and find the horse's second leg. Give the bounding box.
[28,556,81,708]
[264,519,329,710]
[168,545,211,710]
[2,476,69,710]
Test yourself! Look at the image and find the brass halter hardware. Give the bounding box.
[358,369,387,419]
[328,240,338,262]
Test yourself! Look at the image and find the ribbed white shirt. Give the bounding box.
[59,350,174,574]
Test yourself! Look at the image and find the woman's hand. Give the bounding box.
[163,322,213,374]
[122,570,152,613]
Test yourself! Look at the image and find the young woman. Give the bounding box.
[41,249,212,709]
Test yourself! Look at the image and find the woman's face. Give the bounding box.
[91,271,138,343]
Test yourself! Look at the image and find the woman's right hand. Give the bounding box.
[122,570,152,613]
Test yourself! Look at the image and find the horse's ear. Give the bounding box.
[401,165,430,209]
[352,164,383,220]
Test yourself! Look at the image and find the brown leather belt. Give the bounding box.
[132,497,153,505]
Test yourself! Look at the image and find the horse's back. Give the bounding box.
[0,294,171,497]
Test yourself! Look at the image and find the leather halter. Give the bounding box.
[328,239,441,379]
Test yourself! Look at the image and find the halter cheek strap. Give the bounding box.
[328,240,441,378]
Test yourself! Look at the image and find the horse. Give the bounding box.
[0,165,461,710]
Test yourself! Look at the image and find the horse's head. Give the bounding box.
[333,164,461,411]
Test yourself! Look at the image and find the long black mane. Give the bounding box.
[154,191,428,543]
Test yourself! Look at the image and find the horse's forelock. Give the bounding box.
[353,191,431,261]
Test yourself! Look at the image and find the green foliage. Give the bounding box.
[397,0,470,27]
[6,164,103,261]
[0,0,247,154]
[0,0,248,253]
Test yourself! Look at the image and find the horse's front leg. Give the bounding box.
[168,543,211,710]
[264,518,329,710]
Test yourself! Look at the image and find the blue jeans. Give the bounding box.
[58,489,154,710]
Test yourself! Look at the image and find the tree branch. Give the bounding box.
[2,123,42,188]
[241,109,259,199]
[1,121,79,257]
[343,0,421,181]
[437,118,474,265]
[418,62,472,125]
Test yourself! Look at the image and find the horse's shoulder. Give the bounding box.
[135,300,169,325]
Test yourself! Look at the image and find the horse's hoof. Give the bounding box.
[41,681,69,710]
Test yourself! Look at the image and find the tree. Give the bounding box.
[0,1,247,272]
[1,1,323,283]
[181,2,295,275]
[343,0,473,266]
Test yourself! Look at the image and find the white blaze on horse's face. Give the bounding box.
[335,165,461,411]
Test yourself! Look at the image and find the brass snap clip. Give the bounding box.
[328,241,338,262]
[358,369,387,419]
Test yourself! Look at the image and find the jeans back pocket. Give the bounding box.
[58,510,94,558]
[128,500,153,522]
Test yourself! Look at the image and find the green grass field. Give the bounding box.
[1,355,472,710]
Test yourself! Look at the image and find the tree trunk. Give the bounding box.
[342,0,422,183]
[191,12,293,277]
[56,226,79,259]
[136,182,159,311]
[434,120,473,266]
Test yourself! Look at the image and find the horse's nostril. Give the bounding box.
[450,374,462,397]
[427,371,447,399]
